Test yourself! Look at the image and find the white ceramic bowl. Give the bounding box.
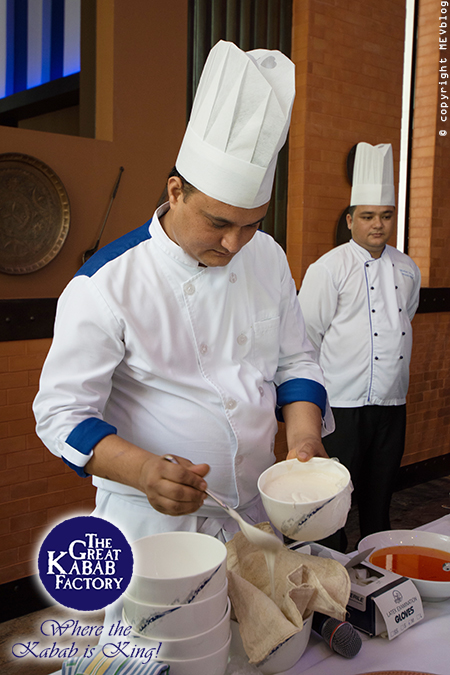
[123,599,231,659]
[258,458,352,541]
[123,581,229,639]
[127,531,227,605]
[230,613,313,675]
[156,632,231,675]
[358,529,450,602]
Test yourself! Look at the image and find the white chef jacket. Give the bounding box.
[34,204,331,518]
[298,239,421,408]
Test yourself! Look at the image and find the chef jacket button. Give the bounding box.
[399,355,404,359]
[399,308,402,312]
[259,386,265,396]
[200,343,208,354]
[374,332,378,336]
[229,273,237,283]
[370,286,374,290]
[225,398,237,410]
[374,356,379,360]
[402,331,406,336]
[237,333,247,345]
[395,285,398,289]
[371,309,375,313]
[185,283,195,295]
[365,263,369,267]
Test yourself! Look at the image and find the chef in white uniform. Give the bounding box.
[298,142,421,551]
[34,41,332,549]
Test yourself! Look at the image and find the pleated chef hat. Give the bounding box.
[176,40,295,209]
[350,142,395,207]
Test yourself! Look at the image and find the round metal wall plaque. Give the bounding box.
[0,153,70,274]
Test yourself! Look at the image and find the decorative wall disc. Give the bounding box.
[0,153,70,274]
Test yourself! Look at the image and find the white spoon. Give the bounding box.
[162,454,282,552]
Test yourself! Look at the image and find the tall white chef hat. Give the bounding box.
[176,40,295,209]
[350,142,395,207]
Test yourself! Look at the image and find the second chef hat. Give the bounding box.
[350,142,395,207]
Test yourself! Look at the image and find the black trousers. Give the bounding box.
[321,405,407,552]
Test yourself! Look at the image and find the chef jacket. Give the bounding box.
[34,204,331,515]
[298,239,421,408]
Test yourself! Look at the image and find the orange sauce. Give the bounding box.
[370,545,450,581]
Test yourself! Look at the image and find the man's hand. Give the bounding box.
[86,436,210,516]
[282,400,329,462]
[139,454,210,515]
[286,435,328,462]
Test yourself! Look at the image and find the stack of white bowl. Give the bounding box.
[122,531,230,675]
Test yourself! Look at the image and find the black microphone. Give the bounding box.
[312,612,362,658]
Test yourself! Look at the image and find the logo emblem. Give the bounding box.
[38,516,133,611]
[392,589,403,604]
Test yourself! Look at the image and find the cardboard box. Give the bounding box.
[289,542,423,638]
[346,561,410,636]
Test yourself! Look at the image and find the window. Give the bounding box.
[0,0,100,137]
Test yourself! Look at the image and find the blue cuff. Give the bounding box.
[276,379,327,422]
[62,457,92,478]
[63,418,117,477]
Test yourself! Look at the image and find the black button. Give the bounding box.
[372,309,375,313]
[399,355,404,360]
[375,356,379,360]
[395,285,398,289]
[402,331,405,336]
[399,308,402,312]
[374,332,378,336]
[365,263,369,267]
[370,286,374,290]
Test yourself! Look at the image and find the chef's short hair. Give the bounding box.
[168,167,197,201]
[156,167,198,207]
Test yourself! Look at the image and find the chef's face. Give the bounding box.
[161,177,269,267]
[347,205,395,258]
